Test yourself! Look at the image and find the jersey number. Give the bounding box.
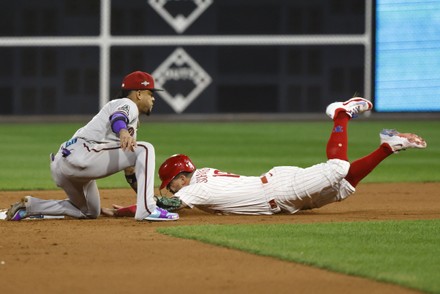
[213,170,240,178]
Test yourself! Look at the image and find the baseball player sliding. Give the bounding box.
[6,71,178,221]
[102,97,427,217]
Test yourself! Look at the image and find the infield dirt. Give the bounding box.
[1,182,438,294]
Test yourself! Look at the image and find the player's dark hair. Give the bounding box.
[167,171,194,190]
[116,90,134,99]
[179,171,193,178]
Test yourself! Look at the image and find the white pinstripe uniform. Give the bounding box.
[25,98,157,220]
[174,159,355,215]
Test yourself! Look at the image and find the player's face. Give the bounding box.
[138,90,155,115]
[168,175,186,194]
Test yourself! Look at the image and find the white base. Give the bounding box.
[0,209,64,220]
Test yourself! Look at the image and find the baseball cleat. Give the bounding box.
[145,207,179,221]
[326,97,373,119]
[6,196,30,221]
[380,129,427,153]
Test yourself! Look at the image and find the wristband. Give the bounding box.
[110,112,128,134]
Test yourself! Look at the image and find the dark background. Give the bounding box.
[0,0,366,115]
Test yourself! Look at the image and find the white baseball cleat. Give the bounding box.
[380,129,427,153]
[326,97,373,119]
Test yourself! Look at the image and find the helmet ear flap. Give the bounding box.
[159,154,195,190]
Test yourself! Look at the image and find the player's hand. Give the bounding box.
[100,207,116,217]
[119,129,137,151]
[112,204,124,210]
[100,204,124,217]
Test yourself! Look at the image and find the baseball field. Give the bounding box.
[1,120,439,294]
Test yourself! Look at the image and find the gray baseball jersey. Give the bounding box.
[175,159,355,215]
[74,98,139,142]
[25,98,157,220]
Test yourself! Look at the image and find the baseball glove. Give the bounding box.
[154,196,182,211]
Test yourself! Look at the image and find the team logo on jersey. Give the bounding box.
[153,48,212,113]
[148,0,213,34]
[117,105,130,117]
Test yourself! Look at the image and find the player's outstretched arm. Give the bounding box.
[101,204,136,217]
[101,205,120,217]
[100,197,187,218]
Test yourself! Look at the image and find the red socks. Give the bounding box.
[326,110,395,188]
[344,143,394,187]
[326,110,350,161]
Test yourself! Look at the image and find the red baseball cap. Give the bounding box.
[121,71,163,91]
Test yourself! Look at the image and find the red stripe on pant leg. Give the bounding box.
[141,145,151,214]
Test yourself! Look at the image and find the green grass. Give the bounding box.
[158,219,440,294]
[2,120,439,292]
[0,120,439,190]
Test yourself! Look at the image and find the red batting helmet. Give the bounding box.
[159,154,196,190]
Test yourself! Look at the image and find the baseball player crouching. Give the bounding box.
[6,71,178,221]
[102,97,427,217]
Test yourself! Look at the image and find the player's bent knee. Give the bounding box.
[137,141,154,149]
[136,141,155,153]
[327,159,350,180]
[337,179,356,201]
[85,208,101,219]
